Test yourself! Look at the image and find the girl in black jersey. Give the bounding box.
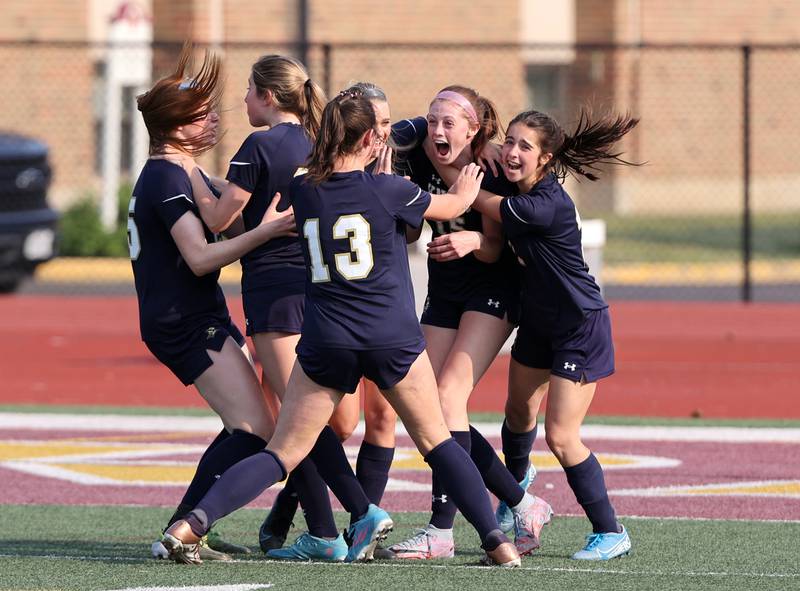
[159,90,522,568]
[439,108,640,561]
[129,45,295,560]
[389,86,552,560]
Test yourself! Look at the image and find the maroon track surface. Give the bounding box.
[1,296,799,418]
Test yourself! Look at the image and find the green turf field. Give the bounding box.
[0,505,797,591]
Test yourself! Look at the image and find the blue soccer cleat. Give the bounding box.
[571,525,631,560]
[344,504,394,563]
[267,532,348,562]
[496,464,537,533]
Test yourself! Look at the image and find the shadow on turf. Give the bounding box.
[2,538,151,565]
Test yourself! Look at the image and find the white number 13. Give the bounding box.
[304,214,374,282]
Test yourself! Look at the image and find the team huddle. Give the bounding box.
[129,44,638,567]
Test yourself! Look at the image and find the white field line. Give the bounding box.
[0,553,797,579]
[2,413,800,443]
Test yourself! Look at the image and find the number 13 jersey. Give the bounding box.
[289,171,432,350]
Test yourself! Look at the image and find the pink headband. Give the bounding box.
[433,90,478,123]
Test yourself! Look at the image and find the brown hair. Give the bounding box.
[305,90,376,185]
[509,109,640,181]
[432,85,502,161]
[251,55,326,140]
[136,43,223,156]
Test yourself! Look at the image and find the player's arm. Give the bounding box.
[426,214,502,263]
[171,193,295,276]
[189,165,253,234]
[423,163,483,221]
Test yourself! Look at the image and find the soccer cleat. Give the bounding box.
[480,542,521,568]
[386,525,455,560]
[197,535,233,561]
[205,529,251,554]
[571,525,631,561]
[344,504,394,563]
[151,539,169,559]
[160,532,202,565]
[496,464,537,533]
[512,495,553,555]
[259,505,296,553]
[266,532,348,562]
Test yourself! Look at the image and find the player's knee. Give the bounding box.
[365,405,397,439]
[504,399,536,431]
[544,427,579,462]
[329,415,357,442]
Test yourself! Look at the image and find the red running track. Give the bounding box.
[1,296,799,418]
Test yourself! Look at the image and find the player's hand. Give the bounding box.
[427,231,482,261]
[376,144,393,175]
[476,142,502,177]
[451,162,484,206]
[261,192,297,238]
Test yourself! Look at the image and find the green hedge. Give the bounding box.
[59,185,131,257]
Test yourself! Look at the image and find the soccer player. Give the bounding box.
[160,89,521,568]
[187,55,377,561]
[434,108,639,560]
[388,86,551,559]
[129,44,295,560]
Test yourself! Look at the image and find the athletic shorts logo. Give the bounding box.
[206,327,218,340]
[563,362,577,372]
[487,298,501,309]
[432,494,448,504]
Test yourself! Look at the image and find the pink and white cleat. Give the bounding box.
[387,525,455,560]
[513,495,553,555]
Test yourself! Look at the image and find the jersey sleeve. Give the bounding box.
[391,116,427,147]
[499,190,556,237]
[153,168,196,230]
[375,174,432,228]
[225,133,268,193]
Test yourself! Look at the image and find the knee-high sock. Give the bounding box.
[168,429,266,527]
[564,452,618,533]
[269,476,299,519]
[501,420,537,482]
[356,441,395,505]
[186,449,287,537]
[290,458,339,538]
[424,438,509,551]
[167,428,230,526]
[469,426,524,507]
[429,431,470,529]
[308,426,370,519]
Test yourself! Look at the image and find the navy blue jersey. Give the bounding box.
[393,117,520,298]
[226,123,310,290]
[499,173,606,335]
[130,159,229,343]
[290,171,432,349]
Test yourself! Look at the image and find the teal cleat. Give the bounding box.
[344,504,394,563]
[571,525,632,560]
[496,464,537,533]
[267,532,348,562]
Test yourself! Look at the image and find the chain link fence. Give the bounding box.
[2,40,798,300]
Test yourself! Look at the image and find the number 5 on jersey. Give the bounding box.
[304,215,374,282]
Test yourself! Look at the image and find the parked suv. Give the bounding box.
[0,133,58,292]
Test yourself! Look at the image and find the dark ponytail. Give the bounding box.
[510,109,640,181]
[305,90,376,185]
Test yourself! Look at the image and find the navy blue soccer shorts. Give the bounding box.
[145,318,246,386]
[510,308,615,383]
[420,289,519,330]
[243,280,305,336]
[296,339,427,394]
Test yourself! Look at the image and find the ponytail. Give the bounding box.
[301,77,326,141]
[509,109,640,182]
[305,91,376,185]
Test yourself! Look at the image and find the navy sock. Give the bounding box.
[429,431,470,529]
[290,458,339,539]
[424,438,509,549]
[564,452,618,533]
[309,426,370,519]
[167,428,231,526]
[269,477,299,524]
[356,441,395,505]
[172,429,266,523]
[187,449,287,536]
[469,426,524,507]
[502,420,537,482]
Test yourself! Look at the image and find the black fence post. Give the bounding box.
[742,44,752,303]
[322,43,332,97]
